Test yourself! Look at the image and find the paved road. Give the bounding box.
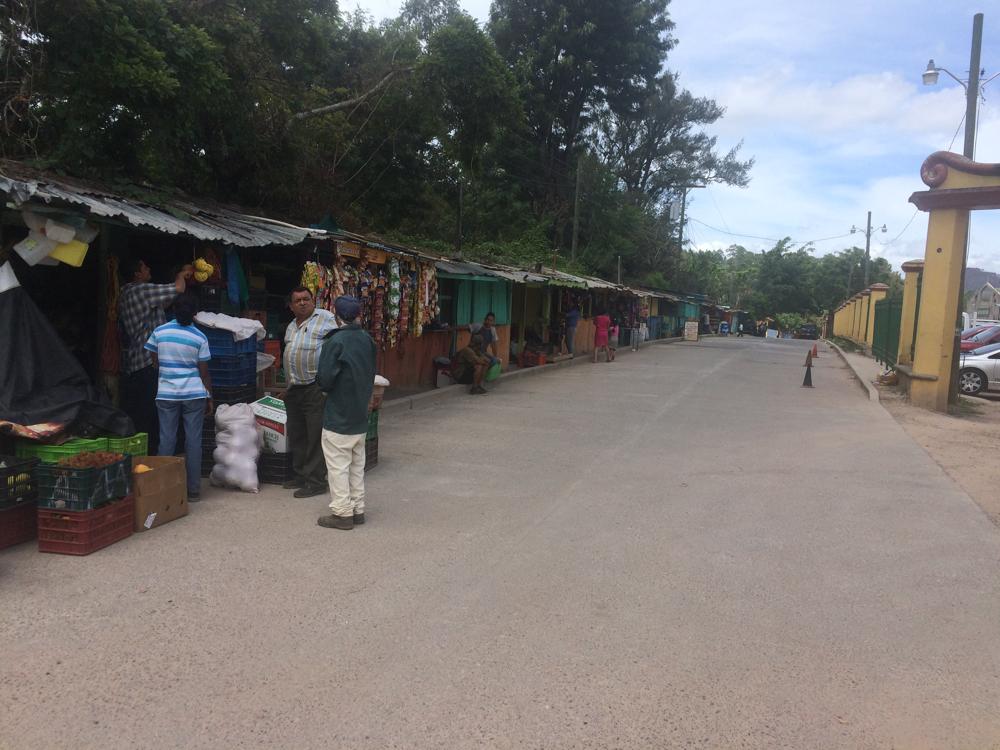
[3,337,1000,749]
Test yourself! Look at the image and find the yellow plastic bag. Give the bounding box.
[49,240,89,267]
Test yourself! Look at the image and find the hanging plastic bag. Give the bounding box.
[209,403,260,492]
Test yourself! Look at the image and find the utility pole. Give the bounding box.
[571,155,583,264]
[617,255,622,285]
[850,211,886,286]
[863,211,872,286]
[678,187,688,252]
[456,177,463,257]
[963,14,983,159]
[952,13,984,403]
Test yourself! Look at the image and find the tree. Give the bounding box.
[596,74,753,211]
[488,0,674,229]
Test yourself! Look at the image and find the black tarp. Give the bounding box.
[0,285,132,435]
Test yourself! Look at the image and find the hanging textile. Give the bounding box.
[225,248,249,307]
[386,258,401,350]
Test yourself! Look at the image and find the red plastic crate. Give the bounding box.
[0,501,38,550]
[37,495,134,556]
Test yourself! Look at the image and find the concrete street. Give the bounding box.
[2,336,1000,749]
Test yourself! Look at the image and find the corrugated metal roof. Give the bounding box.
[0,162,326,248]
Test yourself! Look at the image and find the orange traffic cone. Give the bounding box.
[812,343,819,358]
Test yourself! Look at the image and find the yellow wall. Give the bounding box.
[865,286,888,350]
[897,264,923,366]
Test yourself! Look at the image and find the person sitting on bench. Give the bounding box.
[452,334,491,395]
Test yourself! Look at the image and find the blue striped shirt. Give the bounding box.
[144,321,212,401]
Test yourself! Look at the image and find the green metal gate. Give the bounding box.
[872,297,903,367]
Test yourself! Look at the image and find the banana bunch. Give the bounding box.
[193,257,214,283]
[301,262,321,296]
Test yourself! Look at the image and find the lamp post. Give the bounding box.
[850,211,887,287]
[922,13,999,402]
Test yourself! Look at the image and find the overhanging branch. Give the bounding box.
[291,67,415,122]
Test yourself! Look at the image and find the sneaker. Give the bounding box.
[317,514,353,530]
[294,484,328,499]
[282,478,304,490]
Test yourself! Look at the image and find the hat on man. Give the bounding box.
[334,295,362,321]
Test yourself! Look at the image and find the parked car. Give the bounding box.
[958,342,1000,395]
[962,324,994,340]
[960,325,1000,352]
[795,323,819,340]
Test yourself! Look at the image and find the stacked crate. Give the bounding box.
[0,455,40,550]
[198,327,261,477]
[365,410,379,471]
[34,451,134,555]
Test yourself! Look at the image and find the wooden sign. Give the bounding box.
[337,240,362,258]
[684,321,699,342]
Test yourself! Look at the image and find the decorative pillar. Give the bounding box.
[910,207,969,410]
[897,260,924,366]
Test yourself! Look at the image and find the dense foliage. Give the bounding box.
[2,1,750,269]
[671,241,901,319]
[2,0,899,319]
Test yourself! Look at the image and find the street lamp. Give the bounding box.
[920,16,1000,159]
[849,212,887,287]
[921,13,999,403]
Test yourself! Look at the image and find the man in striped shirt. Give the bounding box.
[280,287,338,498]
[145,295,212,501]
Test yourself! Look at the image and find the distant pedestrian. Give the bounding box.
[280,286,338,498]
[564,302,581,357]
[737,323,744,337]
[316,296,377,531]
[144,295,211,502]
[593,309,613,363]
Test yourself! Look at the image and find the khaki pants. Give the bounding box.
[321,428,367,517]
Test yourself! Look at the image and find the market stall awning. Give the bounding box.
[435,259,510,282]
[0,161,328,248]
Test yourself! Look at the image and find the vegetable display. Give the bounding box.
[57,451,124,469]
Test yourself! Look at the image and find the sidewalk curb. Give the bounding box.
[382,335,686,413]
[824,339,879,402]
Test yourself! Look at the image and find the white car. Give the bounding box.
[959,342,1000,395]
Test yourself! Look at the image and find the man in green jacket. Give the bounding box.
[316,296,377,531]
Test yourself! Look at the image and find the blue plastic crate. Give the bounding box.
[208,353,256,386]
[198,326,258,357]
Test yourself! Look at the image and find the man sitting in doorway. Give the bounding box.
[469,312,500,366]
[452,334,490,395]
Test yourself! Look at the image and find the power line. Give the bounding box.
[687,217,783,243]
[882,209,919,247]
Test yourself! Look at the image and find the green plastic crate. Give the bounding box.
[106,433,148,456]
[36,455,132,510]
[366,410,379,440]
[15,438,109,463]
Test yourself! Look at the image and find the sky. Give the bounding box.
[349,0,1000,274]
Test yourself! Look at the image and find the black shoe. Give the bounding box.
[282,478,304,490]
[294,483,327,499]
[317,514,353,530]
[353,513,365,525]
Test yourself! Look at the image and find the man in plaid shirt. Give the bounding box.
[119,258,190,452]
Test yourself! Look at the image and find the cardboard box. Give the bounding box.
[252,396,288,453]
[132,456,188,532]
